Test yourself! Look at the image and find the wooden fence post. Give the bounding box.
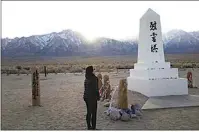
[44,66,47,77]
[31,67,40,106]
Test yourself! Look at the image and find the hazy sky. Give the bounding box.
[2,1,199,40]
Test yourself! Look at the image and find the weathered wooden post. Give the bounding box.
[16,66,21,76]
[44,66,47,77]
[97,73,103,96]
[187,71,193,88]
[97,73,103,89]
[117,79,128,109]
[55,68,58,74]
[101,75,112,101]
[6,69,10,76]
[31,67,40,106]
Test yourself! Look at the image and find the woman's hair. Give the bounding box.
[85,66,94,79]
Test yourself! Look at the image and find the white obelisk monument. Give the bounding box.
[127,8,188,97]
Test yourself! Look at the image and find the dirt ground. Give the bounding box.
[1,68,199,130]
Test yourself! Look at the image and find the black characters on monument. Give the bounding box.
[150,21,158,53]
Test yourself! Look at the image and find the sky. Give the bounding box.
[2,1,199,41]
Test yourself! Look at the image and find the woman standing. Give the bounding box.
[83,66,100,130]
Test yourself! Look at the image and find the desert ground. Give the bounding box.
[1,67,199,130]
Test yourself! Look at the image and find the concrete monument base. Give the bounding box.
[142,95,199,110]
[127,75,188,97]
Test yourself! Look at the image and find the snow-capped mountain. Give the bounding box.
[163,29,199,53]
[1,30,87,57]
[1,29,199,57]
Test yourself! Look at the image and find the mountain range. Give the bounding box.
[1,29,199,57]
